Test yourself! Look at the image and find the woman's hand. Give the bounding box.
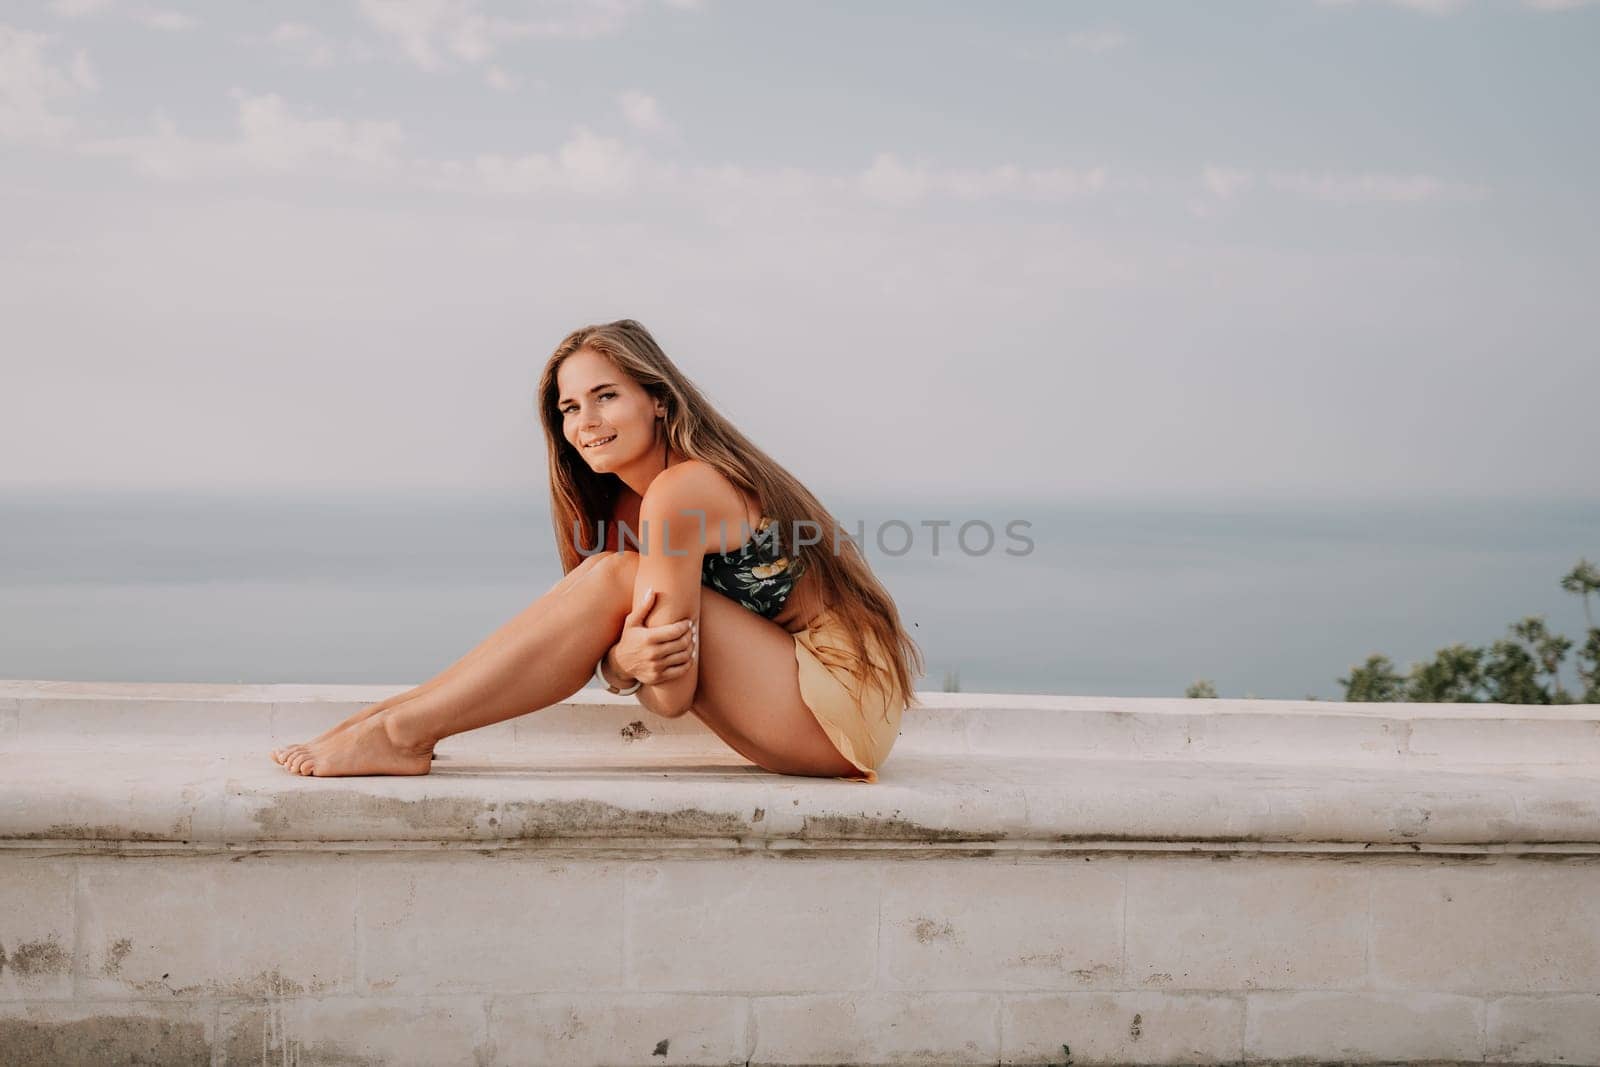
[608,587,696,686]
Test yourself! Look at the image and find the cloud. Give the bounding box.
[1315,0,1470,13]
[617,90,670,134]
[1065,28,1128,52]
[265,22,376,68]
[1201,166,1484,204]
[1269,171,1484,203]
[69,94,1115,210]
[356,0,659,70]
[136,8,196,31]
[0,24,97,143]
[232,92,403,171]
[431,126,640,194]
[48,1,200,28]
[79,92,404,179]
[860,152,1108,206]
[1202,166,1254,199]
[484,65,517,90]
[47,0,114,16]
[47,74,1482,219]
[269,21,337,67]
[1522,0,1599,8]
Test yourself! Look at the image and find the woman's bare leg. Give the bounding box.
[679,586,867,779]
[271,554,612,764]
[278,551,642,777]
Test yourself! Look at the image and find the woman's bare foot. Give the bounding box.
[271,695,436,765]
[277,712,432,778]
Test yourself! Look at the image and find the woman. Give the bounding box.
[271,319,923,782]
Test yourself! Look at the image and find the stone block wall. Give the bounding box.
[4,848,1599,1065]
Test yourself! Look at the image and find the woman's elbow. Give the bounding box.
[658,687,696,718]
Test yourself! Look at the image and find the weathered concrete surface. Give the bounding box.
[5,679,1599,767]
[1,681,1597,1065]
[0,745,1594,850]
[3,851,1597,1065]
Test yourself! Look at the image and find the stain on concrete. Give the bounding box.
[251,792,495,838]
[1068,962,1117,983]
[653,1037,670,1056]
[252,792,756,842]
[104,937,134,975]
[126,971,207,999]
[0,936,69,977]
[0,1016,209,1066]
[1129,1012,1142,1040]
[556,1007,589,1042]
[219,1004,382,1067]
[1010,948,1065,968]
[1394,807,1433,838]
[1140,972,1173,985]
[501,799,752,840]
[801,813,1006,843]
[5,821,187,842]
[911,917,958,944]
[1528,798,1598,819]
[775,845,1001,862]
[1052,832,1267,845]
[230,970,309,997]
[752,807,765,822]
[620,720,653,741]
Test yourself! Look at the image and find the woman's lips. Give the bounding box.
[584,434,617,449]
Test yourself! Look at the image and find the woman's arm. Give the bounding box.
[608,486,642,552]
[630,462,724,716]
[630,670,682,719]
[598,594,695,717]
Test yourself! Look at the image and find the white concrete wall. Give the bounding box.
[2,681,1598,1065]
[3,850,1599,1065]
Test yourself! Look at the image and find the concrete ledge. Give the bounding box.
[1,680,1596,852]
[5,681,1599,1065]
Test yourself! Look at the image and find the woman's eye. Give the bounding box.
[561,392,615,415]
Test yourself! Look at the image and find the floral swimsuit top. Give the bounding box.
[701,515,803,619]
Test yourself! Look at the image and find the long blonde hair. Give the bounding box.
[536,318,924,712]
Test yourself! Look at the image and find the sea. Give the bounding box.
[2,488,1596,700]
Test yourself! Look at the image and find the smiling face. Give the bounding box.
[555,346,665,473]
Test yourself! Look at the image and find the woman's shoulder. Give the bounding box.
[640,458,749,532]
[643,458,737,506]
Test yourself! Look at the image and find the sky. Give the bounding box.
[2,0,1597,500]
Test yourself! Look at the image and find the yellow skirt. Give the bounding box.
[793,608,906,783]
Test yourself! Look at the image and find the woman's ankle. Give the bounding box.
[381,707,440,757]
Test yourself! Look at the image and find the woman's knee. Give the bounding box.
[595,550,641,600]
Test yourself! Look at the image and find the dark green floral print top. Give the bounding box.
[701,515,803,619]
